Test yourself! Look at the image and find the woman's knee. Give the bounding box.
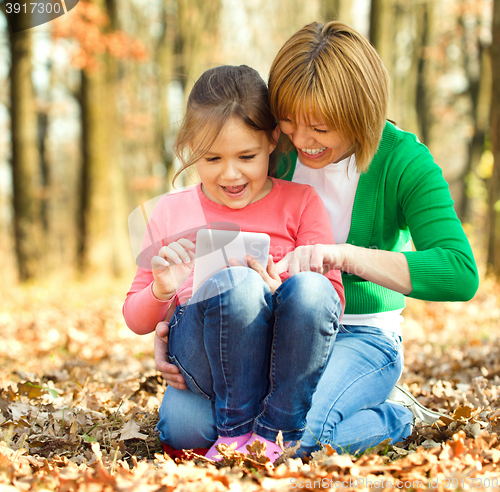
[157,387,216,449]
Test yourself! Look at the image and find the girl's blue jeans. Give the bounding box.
[165,267,341,441]
[158,268,413,454]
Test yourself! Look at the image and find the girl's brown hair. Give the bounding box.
[173,65,279,183]
[268,21,389,172]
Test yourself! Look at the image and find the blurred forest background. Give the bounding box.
[0,0,499,285]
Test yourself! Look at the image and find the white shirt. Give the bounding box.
[292,155,403,335]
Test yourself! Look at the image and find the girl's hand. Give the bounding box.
[230,254,282,294]
[151,238,196,301]
[155,321,187,389]
[275,244,344,276]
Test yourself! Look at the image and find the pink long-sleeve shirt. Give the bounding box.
[123,177,345,334]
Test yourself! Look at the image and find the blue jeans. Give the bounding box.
[165,267,342,441]
[298,325,412,454]
[158,321,413,454]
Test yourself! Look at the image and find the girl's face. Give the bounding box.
[279,113,352,169]
[195,118,278,209]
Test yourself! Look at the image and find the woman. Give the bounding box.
[155,21,479,457]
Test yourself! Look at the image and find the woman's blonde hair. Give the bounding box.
[173,65,279,183]
[268,21,389,172]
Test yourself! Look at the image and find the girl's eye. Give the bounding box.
[206,156,220,162]
[240,154,257,161]
[313,128,328,134]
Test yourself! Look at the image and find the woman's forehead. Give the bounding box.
[284,103,328,125]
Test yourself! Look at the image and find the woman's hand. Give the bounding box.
[155,321,187,390]
[276,244,345,275]
[230,254,282,294]
[276,243,412,295]
[151,238,195,301]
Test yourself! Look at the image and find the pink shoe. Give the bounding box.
[206,432,252,461]
[236,433,285,463]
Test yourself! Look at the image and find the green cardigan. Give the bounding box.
[277,122,479,315]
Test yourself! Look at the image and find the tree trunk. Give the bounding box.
[320,0,352,24]
[155,0,177,191]
[458,12,492,221]
[8,28,44,281]
[77,0,128,277]
[370,0,396,68]
[487,0,500,276]
[175,0,222,91]
[390,2,420,135]
[174,0,221,188]
[371,0,418,131]
[415,0,433,146]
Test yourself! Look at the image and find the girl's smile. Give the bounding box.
[195,118,278,209]
[222,183,248,195]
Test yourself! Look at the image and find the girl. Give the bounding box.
[123,65,345,462]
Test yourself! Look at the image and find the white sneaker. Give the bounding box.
[387,384,444,425]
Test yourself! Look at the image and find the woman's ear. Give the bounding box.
[270,125,281,153]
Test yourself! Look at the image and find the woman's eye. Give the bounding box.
[206,156,220,162]
[313,128,328,134]
[240,154,257,161]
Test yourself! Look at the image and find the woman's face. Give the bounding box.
[279,114,352,169]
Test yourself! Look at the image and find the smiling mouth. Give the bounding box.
[222,183,248,194]
[301,147,327,156]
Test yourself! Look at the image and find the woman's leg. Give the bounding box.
[168,267,274,437]
[254,272,342,441]
[298,326,413,456]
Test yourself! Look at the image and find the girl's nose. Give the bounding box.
[221,161,242,180]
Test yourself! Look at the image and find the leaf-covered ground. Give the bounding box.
[1,274,500,491]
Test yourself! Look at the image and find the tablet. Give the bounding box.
[192,229,271,294]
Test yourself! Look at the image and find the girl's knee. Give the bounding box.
[216,267,270,306]
[282,272,332,296]
[279,272,340,314]
[193,267,267,307]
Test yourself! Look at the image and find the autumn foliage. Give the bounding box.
[51,0,148,71]
[0,276,499,490]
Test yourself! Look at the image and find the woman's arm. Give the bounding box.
[155,321,188,390]
[396,151,479,301]
[277,138,478,301]
[276,243,412,294]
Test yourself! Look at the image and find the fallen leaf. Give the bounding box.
[118,419,148,441]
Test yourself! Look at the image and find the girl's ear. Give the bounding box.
[270,125,281,153]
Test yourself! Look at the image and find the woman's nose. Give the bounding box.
[290,125,312,148]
